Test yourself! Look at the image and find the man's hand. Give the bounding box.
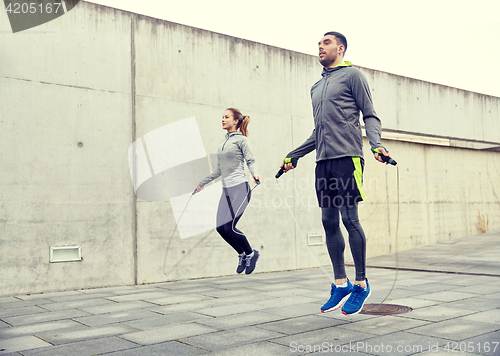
[280,159,295,173]
[253,174,261,184]
[195,184,204,193]
[373,147,391,164]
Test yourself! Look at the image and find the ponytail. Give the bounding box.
[239,116,250,137]
[226,107,250,137]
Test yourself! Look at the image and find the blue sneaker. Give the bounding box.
[236,254,246,274]
[245,250,259,275]
[321,280,353,313]
[341,279,371,315]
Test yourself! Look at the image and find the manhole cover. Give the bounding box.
[361,304,412,315]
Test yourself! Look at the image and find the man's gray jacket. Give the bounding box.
[287,61,385,161]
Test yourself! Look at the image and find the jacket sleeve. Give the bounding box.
[199,160,221,187]
[287,129,316,158]
[240,137,258,176]
[350,70,386,151]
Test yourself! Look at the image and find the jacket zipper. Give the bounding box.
[319,75,330,159]
[222,135,230,151]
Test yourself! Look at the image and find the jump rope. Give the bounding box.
[162,181,261,276]
[275,150,400,308]
[165,150,400,308]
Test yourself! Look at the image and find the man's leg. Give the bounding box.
[339,203,371,315]
[339,204,366,287]
[320,206,353,312]
[322,206,347,281]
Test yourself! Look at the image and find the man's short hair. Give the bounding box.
[324,31,347,56]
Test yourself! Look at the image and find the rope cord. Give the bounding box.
[377,165,400,305]
[275,179,333,280]
[276,164,401,305]
[231,182,261,236]
[162,192,194,276]
[163,180,258,277]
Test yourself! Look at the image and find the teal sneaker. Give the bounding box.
[341,279,371,315]
[321,280,353,313]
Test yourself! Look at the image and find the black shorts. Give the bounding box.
[315,157,366,208]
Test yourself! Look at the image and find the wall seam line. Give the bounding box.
[289,53,298,271]
[131,14,138,286]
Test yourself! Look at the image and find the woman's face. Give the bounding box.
[221,110,238,131]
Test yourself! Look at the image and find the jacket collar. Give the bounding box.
[225,131,243,138]
[321,61,352,77]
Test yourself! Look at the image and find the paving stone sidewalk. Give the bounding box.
[1,231,500,355]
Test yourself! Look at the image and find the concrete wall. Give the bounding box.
[366,69,500,143]
[0,3,136,296]
[1,1,499,296]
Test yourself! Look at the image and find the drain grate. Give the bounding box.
[361,304,412,315]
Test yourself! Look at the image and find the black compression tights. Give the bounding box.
[321,205,367,281]
[215,182,253,255]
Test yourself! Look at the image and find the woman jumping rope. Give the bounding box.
[196,108,261,275]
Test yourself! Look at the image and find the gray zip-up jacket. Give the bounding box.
[199,131,258,188]
[287,62,385,161]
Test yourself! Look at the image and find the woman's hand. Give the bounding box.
[253,174,261,184]
[196,184,204,193]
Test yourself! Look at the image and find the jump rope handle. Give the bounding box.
[373,148,397,166]
[276,157,298,179]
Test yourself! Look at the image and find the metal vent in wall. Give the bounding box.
[308,234,324,246]
[50,246,82,263]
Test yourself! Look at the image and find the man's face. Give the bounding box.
[318,35,343,67]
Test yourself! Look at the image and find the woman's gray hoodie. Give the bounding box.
[199,131,258,188]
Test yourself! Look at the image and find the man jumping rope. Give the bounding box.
[280,31,392,315]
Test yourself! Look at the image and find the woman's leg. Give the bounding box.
[224,182,253,255]
[216,190,245,254]
[215,183,253,255]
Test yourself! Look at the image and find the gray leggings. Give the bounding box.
[321,205,366,281]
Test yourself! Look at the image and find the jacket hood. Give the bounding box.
[321,61,352,77]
